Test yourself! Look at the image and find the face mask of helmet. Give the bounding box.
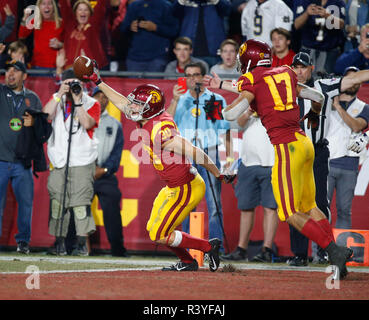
[125,93,152,121]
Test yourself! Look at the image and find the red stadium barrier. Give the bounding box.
[1,76,369,258]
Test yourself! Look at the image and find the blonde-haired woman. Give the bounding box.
[19,0,64,70]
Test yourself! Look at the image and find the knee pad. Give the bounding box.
[51,199,63,219]
[71,205,91,220]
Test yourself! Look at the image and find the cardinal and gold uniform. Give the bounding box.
[138,112,205,241]
[237,65,317,221]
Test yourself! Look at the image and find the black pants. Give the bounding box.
[289,143,330,258]
[94,174,126,255]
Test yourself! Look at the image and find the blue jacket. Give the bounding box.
[334,48,369,75]
[172,0,231,57]
[120,0,179,61]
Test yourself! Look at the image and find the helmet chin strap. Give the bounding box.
[245,60,251,74]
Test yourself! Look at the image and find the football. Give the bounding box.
[73,55,93,81]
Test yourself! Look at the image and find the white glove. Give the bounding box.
[347,132,369,153]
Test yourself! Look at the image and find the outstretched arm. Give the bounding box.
[203,71,239,94]
[84,61,130,112]
[162,135,220,178]
[297,82,325,113]
[340,69,369,93]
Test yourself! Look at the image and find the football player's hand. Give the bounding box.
[348,132,369,153]
[203,72,221,89]
[300,109,320,130]
[83,60,101,85]
[217,174,236,184]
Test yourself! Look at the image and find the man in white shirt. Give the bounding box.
[221,107,278,262]
[326,67,369,229]
[241,0,293,46]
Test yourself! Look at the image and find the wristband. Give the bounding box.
[95,79,102,86]
[53,93,61,103]
[219,81,223,89]
[226,157,235,163]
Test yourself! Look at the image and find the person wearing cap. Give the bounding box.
[0,60,43,254]
[91,87,128,257]
[334,23,369,75]
[44,68,100,256]
[287,51,332,266]
[326,66,369,229]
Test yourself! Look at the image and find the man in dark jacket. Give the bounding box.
[0,60,43,254]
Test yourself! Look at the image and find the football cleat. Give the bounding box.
[205,238,222,272]
[162,259,199,272]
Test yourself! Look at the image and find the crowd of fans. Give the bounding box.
[0,0,368,76]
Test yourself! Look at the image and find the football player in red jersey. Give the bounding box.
[83,64,235,272]
[203,39,369,279]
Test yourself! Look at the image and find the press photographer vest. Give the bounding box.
[47,93,98,168]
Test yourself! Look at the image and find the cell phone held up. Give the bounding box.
[177,77,187,92]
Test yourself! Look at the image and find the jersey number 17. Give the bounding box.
[263,72,294,111]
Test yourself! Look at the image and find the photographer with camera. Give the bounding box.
[43,68,100,256]
[335,23,369,75]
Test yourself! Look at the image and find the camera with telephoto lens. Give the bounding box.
[68,80,82,95]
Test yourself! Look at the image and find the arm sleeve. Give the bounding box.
[0,14,15,42]
[357,105,369,130]
[275,3,293,31]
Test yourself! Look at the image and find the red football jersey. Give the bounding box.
[237,65,305,144]
[138,112,195,188]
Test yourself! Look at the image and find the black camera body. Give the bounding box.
[68,80,82,95]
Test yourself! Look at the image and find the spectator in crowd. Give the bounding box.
[335,23,369,75]
[271,27,295,67]
[0,4,15,43]
[288,52,331,266]
[210,38,239,77]
[106,0,129,71]
[58,0,110,70]
[119,0,179,72]
[172,0,231,68]
[228,0,247,44]
[167,62,232,253]
[0,60,44,254]
[241,0,293,47]
[0,40,29,69]
[91,87,128,257]
[343,0,369,51]
[221,107,278,263]
[165,36,209,78]
[327,66,369,229]
[44,68,100,256]
[0,0,18,44]
[18,0,64,70]
[293,0,346,75]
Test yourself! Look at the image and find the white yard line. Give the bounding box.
[1,254,369,275]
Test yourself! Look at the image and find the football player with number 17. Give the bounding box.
[203,39,369,280]
[83,61,235,272]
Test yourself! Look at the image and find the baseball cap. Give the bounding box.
[5,60,27,73]
[292,52,313,67]
[92,86,102,97]
[343,66,359,76]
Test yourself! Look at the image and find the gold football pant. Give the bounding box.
[146,174,205,241]
[272,132,317,221]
